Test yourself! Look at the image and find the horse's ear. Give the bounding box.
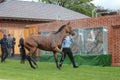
[67,22,70,25]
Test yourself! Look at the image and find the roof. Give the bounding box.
[0,0,90,21]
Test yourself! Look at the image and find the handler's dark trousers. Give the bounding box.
[62,48,76,67]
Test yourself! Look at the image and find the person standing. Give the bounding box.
[60,33,78,68]
[11,35,16,56]
[0,34,9,63]
[18,36,26,64]
[7,34,13,57]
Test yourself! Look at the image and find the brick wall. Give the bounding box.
[31,15,120,66]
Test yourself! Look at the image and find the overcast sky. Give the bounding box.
[21,0,120,10]
[91,0,120,10]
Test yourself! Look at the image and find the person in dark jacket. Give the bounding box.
[11,36,16,56]
[18,36,26,64]
[0,34,9,63]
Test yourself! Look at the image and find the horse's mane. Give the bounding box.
[54,25,66,34]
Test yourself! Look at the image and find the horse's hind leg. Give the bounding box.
[27,56,35,69]
[27,56,37,69]
[27,47,38,69]
[31,56,38,67]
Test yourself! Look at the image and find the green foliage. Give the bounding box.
[40,0,96,17]
[68,4,93,16]
[0,59,120,80]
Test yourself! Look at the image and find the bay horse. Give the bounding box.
[23,22,73,69]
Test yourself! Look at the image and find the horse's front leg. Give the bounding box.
[54,47,65,68]
[53,51,60,69]
[59,51,65,68]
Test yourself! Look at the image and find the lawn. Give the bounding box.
[0,59,120,80]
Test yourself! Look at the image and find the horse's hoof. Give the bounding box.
[57,66,61,70]
[35,65,38,69]
[32,67,36,69]
[31,66,35,69]
[59,64,62,68]
[57,67,61,70]
[31,66,37,69]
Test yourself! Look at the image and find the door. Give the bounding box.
[24,25,38,38]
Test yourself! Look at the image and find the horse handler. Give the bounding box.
[60,33,78,68]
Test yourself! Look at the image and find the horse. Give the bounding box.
[23,22,73,69]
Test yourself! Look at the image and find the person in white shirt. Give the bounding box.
[60,33,78,68]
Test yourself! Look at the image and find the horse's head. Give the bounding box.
[55,22,73,35]
[65,22,74,34]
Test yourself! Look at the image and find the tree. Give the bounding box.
[38,0,96,17]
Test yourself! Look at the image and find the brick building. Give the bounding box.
[0,0,88,53]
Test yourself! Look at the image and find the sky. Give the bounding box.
[91,0,120,10]
[20,0,120,10]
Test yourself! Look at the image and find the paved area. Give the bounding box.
[0,54,38,61]
[8,54,21,60]
[0,54,21,60]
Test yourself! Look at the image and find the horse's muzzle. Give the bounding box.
[69,31,75,36]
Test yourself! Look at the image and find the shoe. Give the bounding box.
[73,65,79,68]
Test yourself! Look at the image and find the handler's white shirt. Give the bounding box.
[61,36,74,49]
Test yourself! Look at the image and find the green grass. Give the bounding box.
[0,59,120,80]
